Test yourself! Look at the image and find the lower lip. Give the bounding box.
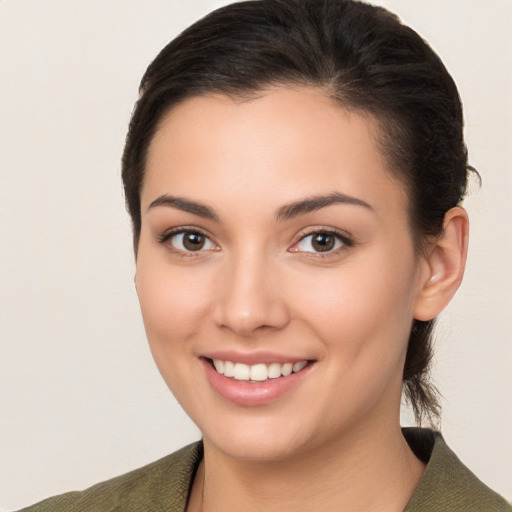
[202,359,312,406]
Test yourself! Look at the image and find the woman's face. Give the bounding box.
[135,87,430,461]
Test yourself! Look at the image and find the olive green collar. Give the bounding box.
[179,429,509,511]
[402,428,509,511]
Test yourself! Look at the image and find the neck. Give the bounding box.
[194,420,425,512]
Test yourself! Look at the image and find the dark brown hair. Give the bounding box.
[122,0,471,425]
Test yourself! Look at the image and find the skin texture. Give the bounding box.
[135,87,468,511]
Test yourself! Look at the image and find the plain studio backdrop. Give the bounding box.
[1,1,510,509]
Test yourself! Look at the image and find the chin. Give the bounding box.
[196,409,331,463]
[205,430,310,463]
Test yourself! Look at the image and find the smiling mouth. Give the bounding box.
[208,358,312,383]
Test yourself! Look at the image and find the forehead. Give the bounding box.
[143,87,408,219]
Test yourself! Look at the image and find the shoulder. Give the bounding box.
[16,442,203,512]
[403,428,511,512]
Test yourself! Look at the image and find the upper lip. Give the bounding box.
[201,350,313,366]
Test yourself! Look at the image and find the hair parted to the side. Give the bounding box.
[122,0,472,425]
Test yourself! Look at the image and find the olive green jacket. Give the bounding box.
[18,429,510,511]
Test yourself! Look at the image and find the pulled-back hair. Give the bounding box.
[122,0,471,425]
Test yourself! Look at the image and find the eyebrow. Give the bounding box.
[276,192,374,221]
[147,191,373,222]
[147,195,219,221]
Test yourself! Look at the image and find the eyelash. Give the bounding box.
[157,227,218,256]
[156,227,353,257]
[290,227,353,257]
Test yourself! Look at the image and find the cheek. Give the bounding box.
[135,256,213,346]
[290,254,417,365]
[134,258,214,403]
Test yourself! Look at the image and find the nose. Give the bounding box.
[212,253,290,337]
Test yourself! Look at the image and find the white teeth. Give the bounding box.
[268,363,282,379]
[293,361,307,373]
[213,359,224,374]
[211,359,309,381]
[250,363,268,381]
[233,363,250,380]
[224,361,235,377]
[281,362,293,376]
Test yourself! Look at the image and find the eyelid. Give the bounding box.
[155,225,352,256]
[289,226,353,254]
[156,226,219,254]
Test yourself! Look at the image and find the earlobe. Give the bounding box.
[413,207,469,321]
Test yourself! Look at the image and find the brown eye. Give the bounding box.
[163,230,218,253]
[292,230,350,254]
[311,233,335,252]
[182,232,206,251]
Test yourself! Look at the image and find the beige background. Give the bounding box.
[0,1,510,509]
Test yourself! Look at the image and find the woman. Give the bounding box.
[17,0,510,510]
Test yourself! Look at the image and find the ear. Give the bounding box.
[414,207,469,321]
